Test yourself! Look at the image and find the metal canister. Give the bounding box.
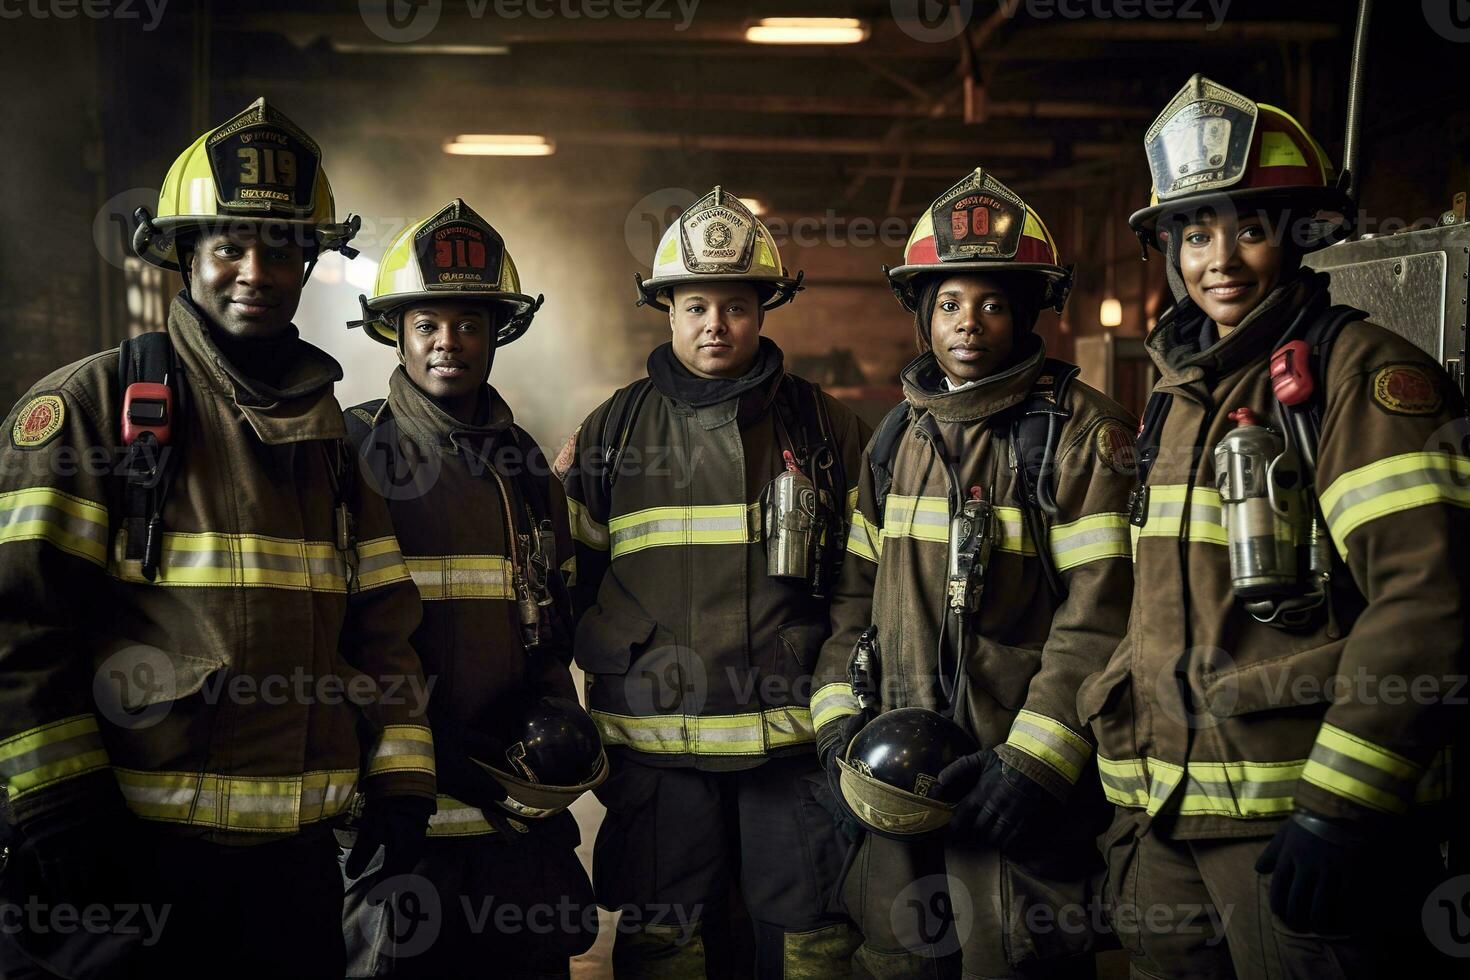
[767,450,816,580]
[947,486,995,614]
[1213,408,1301,599]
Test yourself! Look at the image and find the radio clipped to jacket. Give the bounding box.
[1213,408,1331,630]
[948,486,997,615]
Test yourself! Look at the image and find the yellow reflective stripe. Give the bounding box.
[427,794,526,837]
[881,494,948,544]
[608,503,754,559]
[811,682,860,732]
[0,714,109,799]
[367,724,435,777]
[560,554,577,587]
[356,535,411,590]
[1005,710,1091,784]
[0,487,109,566]
[115,767,358,831]
[567,497,609,552]
[405,555,514,600]
[845,486,859,520]
[1097,755,1298,818]
[992,506,1035,556]
[111,531,347,590]
[1096,756,1151,808]
[1416,746,1454,804]
[1301,723,1424,815]
[592,705,815,755]
[1319,452,1470,556]
[1130,484,1226,556]
[1048,512,1130,571]
[846,509,882,564]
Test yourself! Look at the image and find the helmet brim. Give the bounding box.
[133,214,347,271]
[1129,185,1356,253]
[354,290,542,348]
[473,747,609,819]
[636,273,803,312]
[885,262,1073,314]
[835,755,956,840]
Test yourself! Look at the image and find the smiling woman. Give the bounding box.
[1175,209,1289,331]
[400,301,498,422]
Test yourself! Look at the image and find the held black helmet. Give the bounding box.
[836,706,979,838]
[472,696,608,819]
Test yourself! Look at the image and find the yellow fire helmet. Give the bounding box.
[634,186,802,312]
[348,198,543,348]
[132,97,360,273]
[886,167,1072,315]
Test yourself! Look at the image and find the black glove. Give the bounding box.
[816,713,871,844]
[21,804,136,909]
[1255,808,1375,934]
[344,795,434,880]
[937,751,1058,849]
[434,731,522,838]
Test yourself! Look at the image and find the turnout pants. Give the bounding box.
[842,830,1102,980]
[591,752,857,979]
[1101,808,1457,979]
[340,810,597,979]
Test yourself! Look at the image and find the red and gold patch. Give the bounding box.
[11,394,64,449]
[1370,363,1442,417]
[552,425,580,481]
[1095,419,1137,474]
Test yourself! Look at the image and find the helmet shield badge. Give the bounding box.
[930,168,1026,263]
[205,99,321,219]
[678,187,758,275]
[412,201,507,293]
[1145,75,1259,202]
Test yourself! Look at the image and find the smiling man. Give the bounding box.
[341,200,599,977]
[560,187,869,977]
[1081,75,1469,977]
[0,99,432,978]
[811,168,1137,978]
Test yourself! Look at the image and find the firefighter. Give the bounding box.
[811,167,1138,978]
[0,99,433,978]
[559,186,869,977]
[339,198,599,977]
[1079,75,1469,977]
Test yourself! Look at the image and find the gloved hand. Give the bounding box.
[816,712,871,844]
[434,731,522,838]
[344,795,434,880]
[937,751,1058,849]
[1255,808,1374,934]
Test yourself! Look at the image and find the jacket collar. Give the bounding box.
[167,293,345,444]
[385,365,515,451]
[901,335,1046,424]
[1146,271,1330,389]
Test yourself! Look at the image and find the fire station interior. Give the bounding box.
[3,1,1467,976]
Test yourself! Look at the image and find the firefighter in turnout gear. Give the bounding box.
[560,186,869,977]
[340,199,598,977]
[0,99,433,978]
[1079,76,1469,977]
[811,167,1138,978]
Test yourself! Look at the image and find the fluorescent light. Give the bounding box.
[443,135,555,157]
[1100,297,1123,328]
[745,17,868,45]
[331,42,509,55]
[739,197,766,216]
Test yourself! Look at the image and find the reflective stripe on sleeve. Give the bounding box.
[0,714,110,800]
[1005,710,1092,784]
[366,724,435,778]
[1319,452,1470,557]
[0,488,109,566]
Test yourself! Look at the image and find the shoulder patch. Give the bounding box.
[1370,363,1442,416]
[552,425,580,481]
[12,394,65,449]
[1094,419,1137,475]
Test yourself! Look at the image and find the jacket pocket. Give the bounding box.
[93,639,227,711]
[1199,637,1346,718]
[574,604,658,676]
[775,616,832,671]
[968,635,1042,712]
[999,839,1108,966]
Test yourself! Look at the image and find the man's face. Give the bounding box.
[668,283,763,379]
[400,300,496,402]
[187,225,305,340]
[928,274,1016,385]
[1178,209,1286,329]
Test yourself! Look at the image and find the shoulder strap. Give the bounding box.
[599,378,655,500]
[504,424,554,526]
[867,400,913,518]
[343,399,386,453]
[1009,358,1080,599]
